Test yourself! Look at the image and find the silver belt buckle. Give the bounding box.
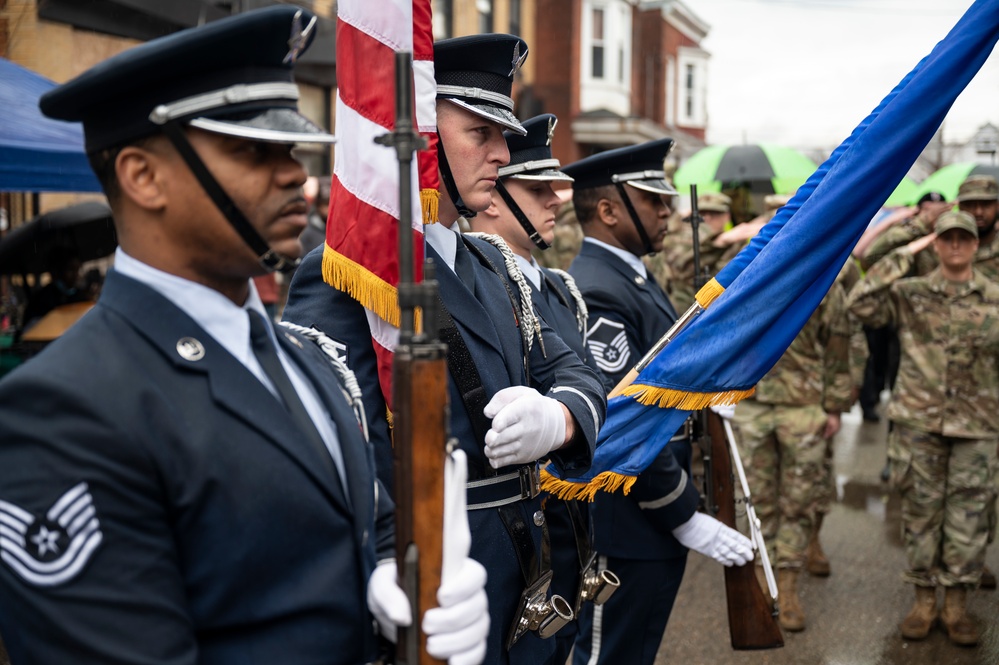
[519,465,540,500]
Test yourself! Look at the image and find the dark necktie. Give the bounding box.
[247,310,345,495]
[453,237,477,291]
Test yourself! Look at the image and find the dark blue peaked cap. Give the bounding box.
[435,33,528,135]
[499,114,572,182]
[562,138,677,195]
[40,5,335,153]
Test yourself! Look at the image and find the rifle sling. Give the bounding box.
[435,284,551,586]
[564,498,592,570]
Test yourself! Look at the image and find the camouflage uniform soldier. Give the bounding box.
[732,279,853,632]
[862,176,999,589]
[805,260,867,578]
[848,210,999,646]
[734,274,852,631]
[657,191,733,312]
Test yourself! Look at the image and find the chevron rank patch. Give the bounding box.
[0,482,104,587]
[586,317,631,374]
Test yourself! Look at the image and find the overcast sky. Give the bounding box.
[682,0,999,151]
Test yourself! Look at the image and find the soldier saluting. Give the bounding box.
[849,209,999,646]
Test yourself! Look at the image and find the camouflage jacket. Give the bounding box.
[862,213,999,281]
[861,212,936,272]
[751,281,854,412]
[659,222,727,313]
[838,260,868,390]
[848,247,999,438]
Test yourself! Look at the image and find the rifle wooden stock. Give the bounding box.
[393,341,448,665]
[704,410,784,650]
[382,50,446,665]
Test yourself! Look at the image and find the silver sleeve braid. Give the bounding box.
[546,268,588,338]
[465,232,539,354]
[278,320,370,442]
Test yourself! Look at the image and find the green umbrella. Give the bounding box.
[673,143,818,195]
[915,162,999,202]
[884,176,919,207]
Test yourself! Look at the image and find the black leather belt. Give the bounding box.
[466,464,541,510]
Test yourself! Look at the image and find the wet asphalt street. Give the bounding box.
[656,400,999,665]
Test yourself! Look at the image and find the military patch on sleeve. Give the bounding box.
[586,317,631,374]
[0,482,104,587]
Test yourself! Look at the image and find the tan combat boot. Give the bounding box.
[941,587,979,646]
[899,586,937,640]
[806,515,831,577]
[777,569,805,632]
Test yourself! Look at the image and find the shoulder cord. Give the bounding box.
[277,321,370,442]
[545,268,588,339]
[464,232,543,357]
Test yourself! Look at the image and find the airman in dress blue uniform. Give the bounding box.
[283,35,606,665]
[563,140,753,665]
[0,7,488,664]
[466,113,613,665]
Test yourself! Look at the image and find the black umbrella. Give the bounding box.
[0,201,116,276]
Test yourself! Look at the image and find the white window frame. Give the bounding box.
[580,0,632,116]
[677,45,708,128]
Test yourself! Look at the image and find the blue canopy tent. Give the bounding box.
[0,57,101,192]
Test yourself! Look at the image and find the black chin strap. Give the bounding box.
[160,122,300,273]
[494,180,550,251]
[436,137,477,220]
[614,183,654,256]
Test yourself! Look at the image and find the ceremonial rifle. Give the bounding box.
[688,184,782,650]
[377,51,449,665]
[607,185,783,650]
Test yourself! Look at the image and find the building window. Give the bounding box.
[510,0,521,37]
[665,55,675,126]
[477,0,493,33]
[433,0,453,38]
[591,7,605,79]
[617,4,627,83]
[685,64,695,119]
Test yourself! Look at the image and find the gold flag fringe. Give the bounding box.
[694,277,724,308]
[322,245,401,327]
[421,188,440,225]
[619,384,756,411]
[540,468,637,501]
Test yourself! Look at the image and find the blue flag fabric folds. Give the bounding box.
[543,0,999,498]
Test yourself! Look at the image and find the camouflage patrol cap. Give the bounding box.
[697,191,731,213]
[934,210,978,237]
[956,175,998,202]
[764,193,793,212]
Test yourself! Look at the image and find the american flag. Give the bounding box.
[323,0,438,404]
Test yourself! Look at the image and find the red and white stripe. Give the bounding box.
[328,0,437,401]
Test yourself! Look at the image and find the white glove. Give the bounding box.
[709,403,735,420]
[366,451,490,665]
[483,386,566,469]
[366,560,411,644]
[672,512,754,567]
[424,449,490,665]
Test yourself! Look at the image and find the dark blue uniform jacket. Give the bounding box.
[0,271,393,665]
[285,239,606,665]
[569,241,700,560]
